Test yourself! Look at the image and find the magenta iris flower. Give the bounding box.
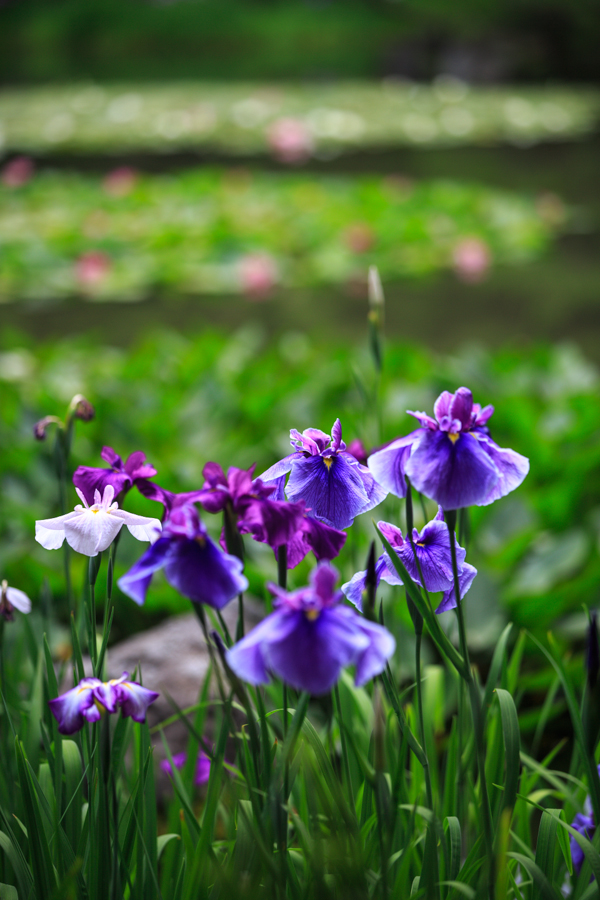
[225,563,395,695]
[367,387,529,510]
[199,462,306,551]
[260,420,387,530]
[342,510,477,614]
[74,446,157,505]
[117,504,248,607]
[160,750,212,786]
[48,672,159,735]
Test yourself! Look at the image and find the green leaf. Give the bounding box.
[507,853,561,900]
[534,810,560,896]
[482,623,512,718]
[495,689,521,815]
[444,817,461,882]
[0,885,18,900]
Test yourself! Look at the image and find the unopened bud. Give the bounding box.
[368,265,384,322]
[69,394,95,422]
[33,415,62,441]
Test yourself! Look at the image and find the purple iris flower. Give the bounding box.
[198,462,306,552]
[367,387,529,510]
[225,563,395,695]
[160,750,212,786]
[342,510,477,614]
[48,672,159,735]
[117,503,248,607]
[571,811,594,876]
[74,446,157,505]
[259,420,387,530]
[272,506,347,569]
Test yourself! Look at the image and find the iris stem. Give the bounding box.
[446,509,495,898]
[334,683,354,808]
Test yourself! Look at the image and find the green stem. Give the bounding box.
[334,683,354,808]
[415,631,433,812]
[88,556,101,675]
[446,509,495,898]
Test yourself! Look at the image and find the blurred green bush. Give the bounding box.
[0,167,565,302]
[1,328,598,651]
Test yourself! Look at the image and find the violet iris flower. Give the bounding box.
[342,510,477,614]
[73,446,157,505]
[367,387,529,510]
[198,462,306,552]
[260,420,387,530]
[225,563,395,695]
[267,506,347,569]
[35,485,162,557]
[117,504,248,608]
[160,749,212,786]
[48,672,159,735]
[568,766,600,877]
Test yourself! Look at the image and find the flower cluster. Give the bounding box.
[226,563,395,695]
[74,445,157,505]
[368,387,529,510]
[342,510,477,614]
[49,673,159,735]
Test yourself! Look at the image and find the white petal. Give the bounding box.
[63,509,120,556]
[6,587,31,614]
[35,511,79,550]
[112,510,162,543]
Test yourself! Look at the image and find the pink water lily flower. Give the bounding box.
[35,484,161,557]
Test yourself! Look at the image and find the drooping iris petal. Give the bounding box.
[117,538,173,606]
[35,511,81,551]
[225,613,299,684]
[405,429,499,511]
[48,679,101,735]
[435,563,478,613]
[163,535,247,609]
[367,431,422,498]
[285,453,369,529]
[74,446,157,505]
[473,434,530,506]
[351,613,397,685]
[5,587,32,614]
[115,680,160,722]
[341,557,393,611]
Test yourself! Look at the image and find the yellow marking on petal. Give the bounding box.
[91,509,99,514]
[305,609,320,621]
[195,536,206,548]
[323,457,333,469]
[448,432,460,444]
[416,542,425,547]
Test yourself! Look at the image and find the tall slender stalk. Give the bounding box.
[334,683,354,808]
[446,508,495,898]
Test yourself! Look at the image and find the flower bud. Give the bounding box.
[33,415,62,441]
[69,394,95,422]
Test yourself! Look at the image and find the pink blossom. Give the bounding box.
[238,253,278,300]
[75,251,111,287]
[2,156,34,188]
[344,223,375,254]
[452,237,491,283]
[103,167,138,197]
[267,118,313,164]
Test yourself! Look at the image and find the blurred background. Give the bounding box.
[1,0,600,733]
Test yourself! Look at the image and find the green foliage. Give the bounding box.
[0,166,565,302]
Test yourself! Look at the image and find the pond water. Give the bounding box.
[3,137,600,358]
